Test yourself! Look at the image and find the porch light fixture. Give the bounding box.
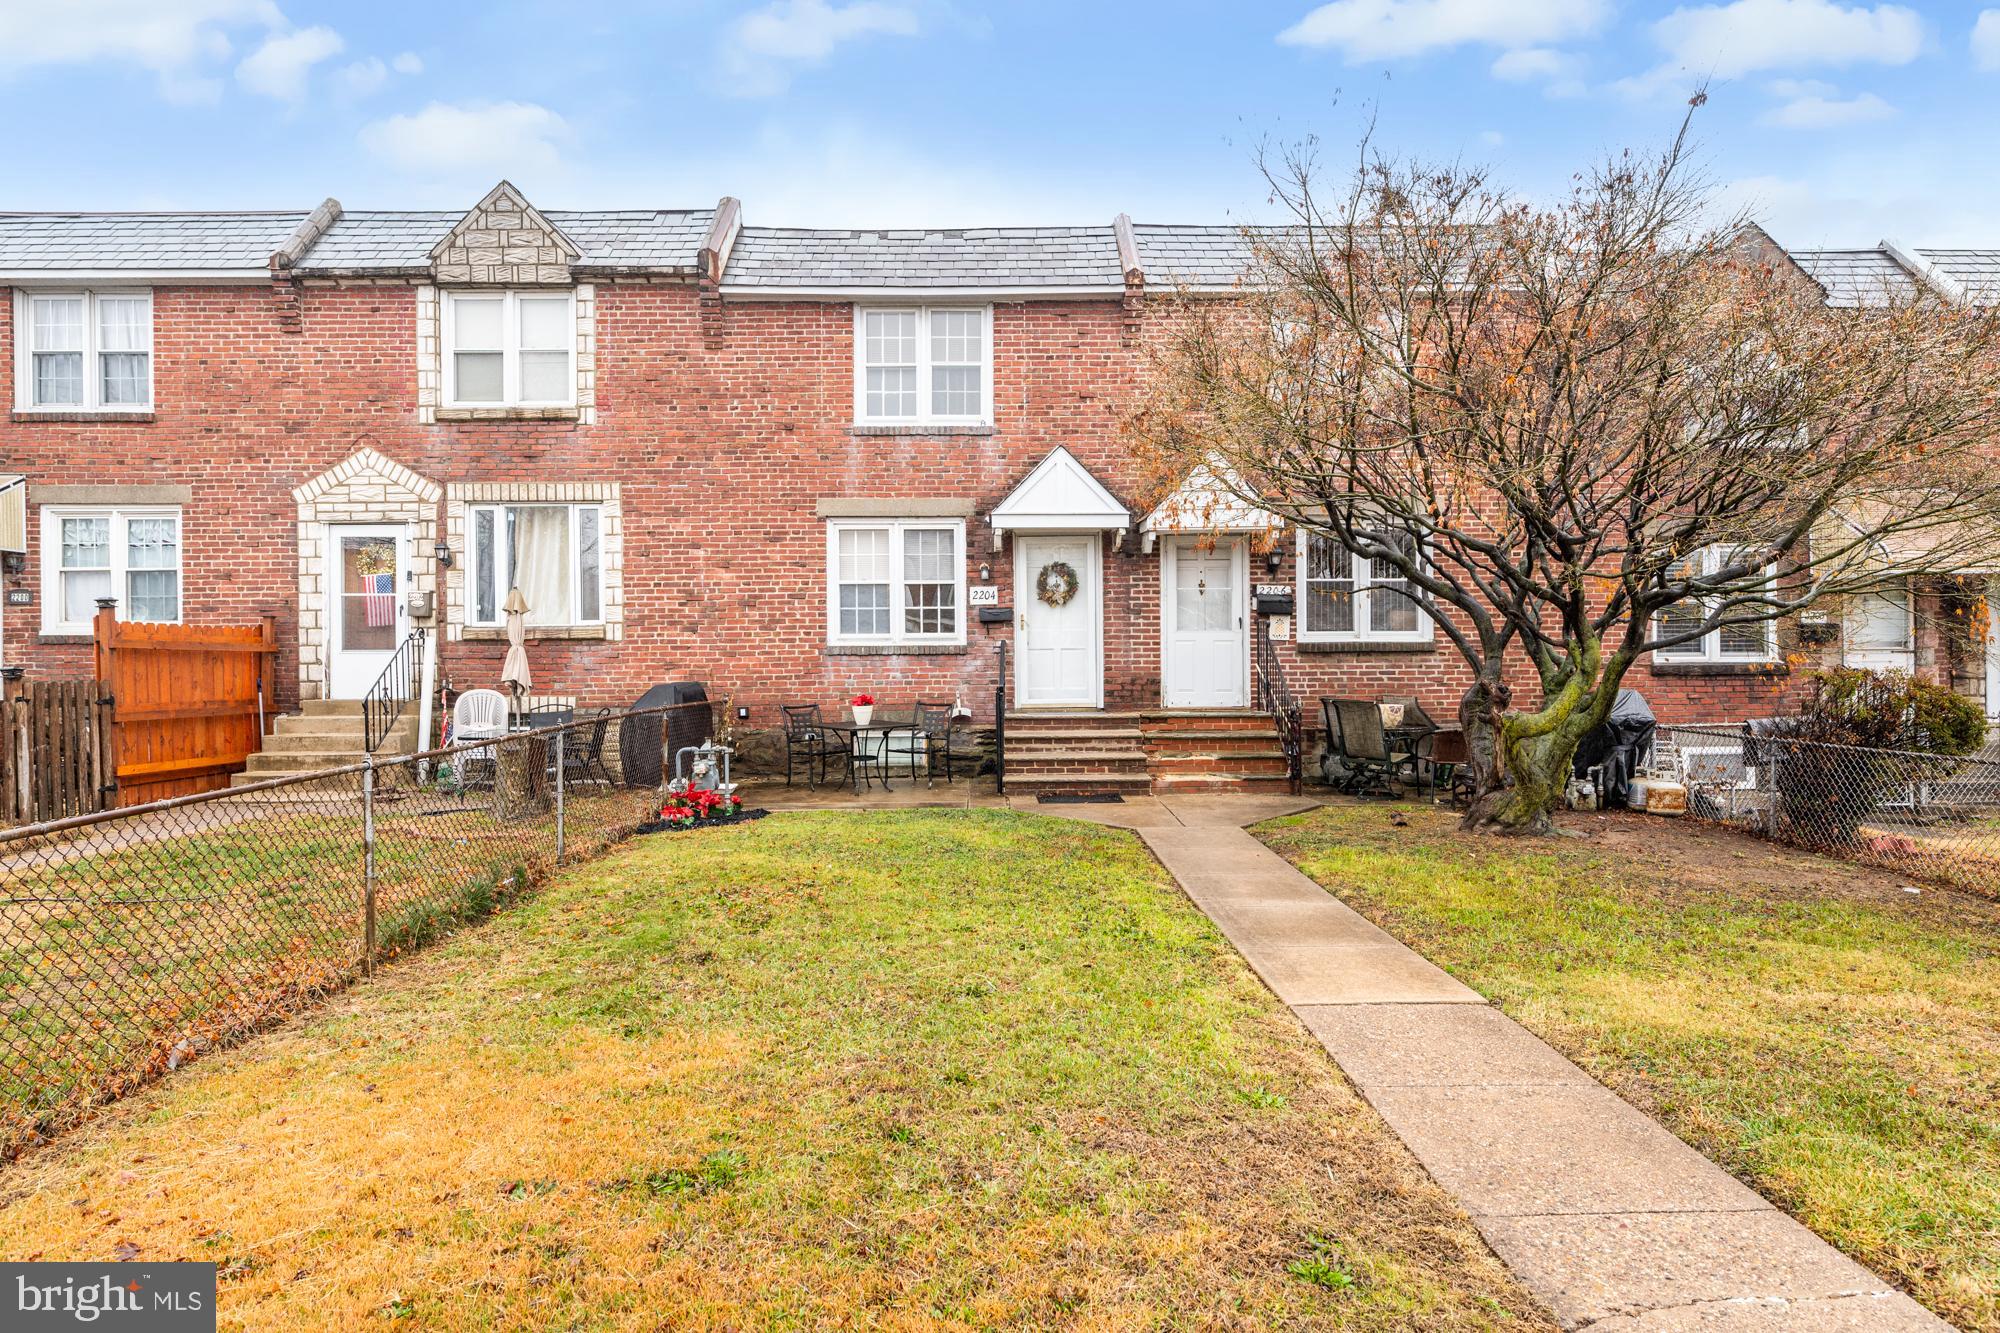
[434,539,454,569]
[1264,547,1283,575]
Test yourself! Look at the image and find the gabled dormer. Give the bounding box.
[429,180,580,286]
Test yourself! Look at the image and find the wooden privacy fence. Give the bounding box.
[93,603,281,806]
[0,676,115,822]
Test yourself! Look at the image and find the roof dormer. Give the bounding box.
[429,181,581,286]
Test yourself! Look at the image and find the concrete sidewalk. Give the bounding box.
[1132,814,1950,1332]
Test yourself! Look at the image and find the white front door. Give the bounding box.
[1016,534,1099,707]
[327,524,408,699]
[1162,538,1247,708]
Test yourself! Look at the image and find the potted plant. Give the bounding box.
[850,692,876,727]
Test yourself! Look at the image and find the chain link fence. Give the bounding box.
[1659,723,2000,896]
[0,701,713,1159]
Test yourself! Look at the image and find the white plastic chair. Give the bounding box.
[451,688,511,786]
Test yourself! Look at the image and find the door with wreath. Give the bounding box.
[1016,534,1096,706]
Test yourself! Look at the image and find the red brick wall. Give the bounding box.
[0,278,1824,731]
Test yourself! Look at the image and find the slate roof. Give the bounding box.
[722,225,1125,291]
[294,209,714,274]
[0,211,309,271]
[1132,224,1273,290]
[1787,249,1924,306]
[1916,249,2000,304]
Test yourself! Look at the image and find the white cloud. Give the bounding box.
[1489,45,1587,95]
[235,24,342,101]
[1651,0,1922,78]
[336,56,387,97]
[391,51,423,76]
[1277,0,1607,61]
[1975,11,2000,71]
[722,0,919,95]
[1758,79,1896,126]
[1478,129,1506,146]
[0,0,282,101]
[360,100,569,178]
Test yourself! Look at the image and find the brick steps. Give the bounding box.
[1003,708,1294,794]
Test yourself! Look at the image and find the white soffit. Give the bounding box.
[1141,458,1276,538]
[990,446,1130,532]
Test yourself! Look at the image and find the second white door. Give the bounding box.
[327,524,408,699]
[1162,538,1247,708]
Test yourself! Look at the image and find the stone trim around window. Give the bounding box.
[442,481,624,642]
[416,283,595,426]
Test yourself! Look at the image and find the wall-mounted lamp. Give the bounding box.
[434,539,454,569]
[978,562,992,581]
[1264,547,1283,575]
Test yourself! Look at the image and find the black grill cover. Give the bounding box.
[620,683,709,787]
[1572,689,1656,808]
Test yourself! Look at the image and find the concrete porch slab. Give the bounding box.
[1364,1082,1774,1218]
[1296,1002,1594,1090]
[1473,1210,1935,1331]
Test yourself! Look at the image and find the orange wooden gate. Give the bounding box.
[93,606,281,805]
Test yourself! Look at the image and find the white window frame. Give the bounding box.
[442,290,577,409]
[851,305,993,427]
[464,502,605,628]
[1294,528,1431,644]
[13,289,154,413]
[1653,545,1779,664]
[824,518,968,647]
[39,505,183,635]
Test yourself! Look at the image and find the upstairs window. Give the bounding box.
[443,291,575,408]
[1296,530,1428,643]
[466,503,603,627]
[1654,545,1778,663]
[40,506,181,635]
[826,519,965,646]
[15,291,152,411]
[854,306,991,426]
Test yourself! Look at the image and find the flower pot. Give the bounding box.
[852,704,874,727]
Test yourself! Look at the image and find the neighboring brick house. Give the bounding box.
[0,183,1994,786]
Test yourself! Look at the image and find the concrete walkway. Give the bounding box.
[1120,805,1949,1331]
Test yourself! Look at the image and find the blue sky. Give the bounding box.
[2,1,1997,246]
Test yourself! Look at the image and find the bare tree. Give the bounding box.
[1129,105,2000,833]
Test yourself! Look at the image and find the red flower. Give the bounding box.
[850,693,875,707]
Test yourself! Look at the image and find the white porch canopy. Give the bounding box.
[988,446,1130,551]
[1139,458,1278,553]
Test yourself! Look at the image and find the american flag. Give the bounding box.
[363,572,397,627]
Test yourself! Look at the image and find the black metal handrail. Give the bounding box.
[993,640,1009,794]
[362,627,427,755]
[1254,620,1305,794]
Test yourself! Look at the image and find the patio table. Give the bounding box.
[819,719,923,793]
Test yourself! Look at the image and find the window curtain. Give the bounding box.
[510,506,572,626]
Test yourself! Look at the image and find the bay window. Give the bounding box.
[827,519,965,646]
[444,290,575,408]
[15,291,152,411]
[40,507,181,634]
[854,306,991,426]
[1296,529,1427,643]
[467,503,603,628]
[1654,545,1778,663]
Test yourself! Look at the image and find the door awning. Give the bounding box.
[988,447,1129,550]
[0,476,24,556]
[1140,457,1277,552]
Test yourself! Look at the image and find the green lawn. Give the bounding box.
[0,810,1545,1330]
[1260,802,2000,1332]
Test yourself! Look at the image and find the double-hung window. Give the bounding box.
[15,291,152,411]
[466,503,603,628]
[1296,530,1427,643]
[40,507,181,634]
[443,291,575,408]
[854,306,991,426]
[1654,545,1777,663]
[827,519,966,646]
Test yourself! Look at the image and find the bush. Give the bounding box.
[1772,670,1986,846]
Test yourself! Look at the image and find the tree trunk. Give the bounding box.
[1462,662,1631,835]
[1457,670,1511,803]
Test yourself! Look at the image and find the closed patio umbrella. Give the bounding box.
[500,586,532,717]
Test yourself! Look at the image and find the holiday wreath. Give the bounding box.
[1035,560,1080,607]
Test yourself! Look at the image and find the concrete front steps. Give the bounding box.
[1004,708,1293,796]
[229,699,421,787]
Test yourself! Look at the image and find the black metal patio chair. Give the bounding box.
[559,707,618,787]
[914,701,978,784]
[782,704,851,788]
[1320,697,1422,797]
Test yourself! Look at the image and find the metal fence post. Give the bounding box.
[362,754,377,977]
[554,726,566,864]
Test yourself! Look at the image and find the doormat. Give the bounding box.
[1036,793,1125,804]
